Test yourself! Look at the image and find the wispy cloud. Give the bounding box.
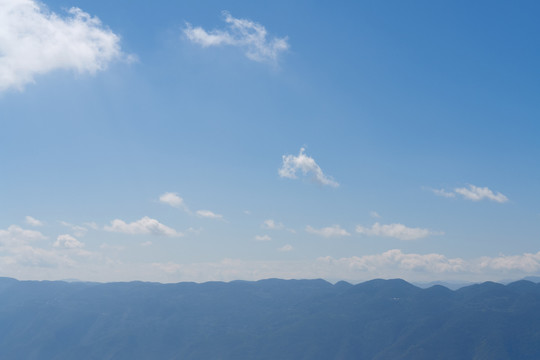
[261,219,284,230]
[25,216,43,227]
[0,0,130,92]
[184,11,289,64]
[356,222,439,241]
[279,148,339,187]
[306,225,350,238]
[431,184,508,203]
[104,216,182,237]
[318,249,466,274]
[254,234,271,242]
[59,221,88,237]
[431,188,456,198]
[196,210,223,220]
[455,185,508,203]
[278,244,293,252]
[370,211,381,219]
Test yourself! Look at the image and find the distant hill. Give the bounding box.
[1,277,540,359]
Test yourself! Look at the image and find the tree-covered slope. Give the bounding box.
[0,277,539,359]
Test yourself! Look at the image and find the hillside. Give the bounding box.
[0,277,539,359]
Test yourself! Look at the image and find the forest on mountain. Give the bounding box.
[1,277,539,359]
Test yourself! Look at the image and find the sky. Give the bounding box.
[0,0,539,283]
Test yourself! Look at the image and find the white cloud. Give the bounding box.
[187,227,203,235]
[25,215,43,226]
[196,210,223,220]
[306,225,350,238]
[370,211,381,219]
[262,219,284,230]
[104,216,182,237]
[0,0,129,92]
[4,248,540,283]
[54,234,84,249]
[430,185,508,203]
[278,244,293,252]
[0,225,46,246]
[318,249,467,274]
[431,188,456,198]
[279,148,338,187]
[159,192,186,209]
[184,11,288,63]
[254,234,271,242]
[59,221,88,237]
[455,185,508,203]
[356,222,438,241]
[478,252,540,273]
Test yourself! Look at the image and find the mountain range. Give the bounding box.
[1,277,539,359]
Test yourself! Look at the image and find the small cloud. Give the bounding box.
[306,225,350,238]
[25,216,43,227]
[431,188,456,198]
[370,211,381,219]
[429,184,507,203]
[187,227,203,235]
[261,219,284,230]
[279,148,338,187]
[83,222,99,230]
[356,222,440,241]
[254,234,271,242]
[54,234,84,249]
[454,185,508,203]
[59,221,88,237]
[184,11,289,64]
[104,216,182,237]
[140,241,152,247]
[278,244,293,252]
[159,192,187,209]
[196,210,223,220]
[244,210,251,215]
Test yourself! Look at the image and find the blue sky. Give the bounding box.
[0,0,539,283]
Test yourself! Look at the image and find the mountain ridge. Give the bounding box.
[0,277,539,359]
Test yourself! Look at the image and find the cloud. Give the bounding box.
[159,192,187,209]
[318,249,467,274]
[0,0,130,92]
[59,221,88,237]
[254,234,271,242]
[454,185,508,203]
[262,219,284,230]
[370,211,381,218]
[0,225,46,246]
[196,210,223,220]
[278,244,293,252]
[25,216,43,226]
[184,11,288,63]
[431,188,456,198]
[356,222,438,241]
[279,148,339,187]
[104,216,182,237]
[306,225,350,238]
[140,241,152,247]
[430,185,508,203]
[478,252,540,273]
[54,234,84,249]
